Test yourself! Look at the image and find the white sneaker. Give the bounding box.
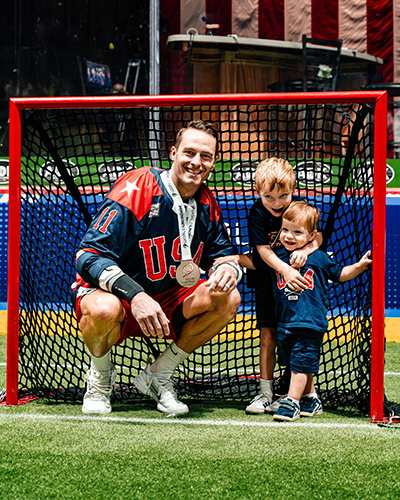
[265,395,288,414]
[82,364,117,415]
[133,364,189,416]
[245,392,273,414]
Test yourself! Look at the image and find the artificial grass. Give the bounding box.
[0,414,400,500]
[1,336,400,499]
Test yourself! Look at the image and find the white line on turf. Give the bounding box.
[0,412,384,429]
[0,362,400,376]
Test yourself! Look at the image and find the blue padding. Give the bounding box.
[385,309,400,317]
[0,194,398,316]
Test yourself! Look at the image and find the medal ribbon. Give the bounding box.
[161,170,197,261]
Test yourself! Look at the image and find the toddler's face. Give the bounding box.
[258,185,292,218]
[280,218,315,251]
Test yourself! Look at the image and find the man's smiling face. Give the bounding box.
[170,128,217,201]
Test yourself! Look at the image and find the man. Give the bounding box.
[72,120,242,416]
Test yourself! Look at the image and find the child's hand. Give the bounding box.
[283,266,309,291]
[339,250,372,282]
[290,249,308,269]
[358,250,372,271]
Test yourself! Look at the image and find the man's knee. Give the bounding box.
[214,288,241,322]
[81,291,124,326]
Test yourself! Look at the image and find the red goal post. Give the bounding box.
[6,91,387,422]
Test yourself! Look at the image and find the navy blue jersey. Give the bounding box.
[247,194,303,283]
[248,195,304,251]
[272,247,343,333]
[73,167,237,297]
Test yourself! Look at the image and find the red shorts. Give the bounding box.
[75,280,206,345]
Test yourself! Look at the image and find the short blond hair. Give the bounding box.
[283,200,320,233]
[254,157,296,193]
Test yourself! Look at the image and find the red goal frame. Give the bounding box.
[5,91,387,422]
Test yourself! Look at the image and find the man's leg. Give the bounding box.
[79,290,125,357]
[134,283,241,415]
[177,282,241,352]
[79,290,125,415]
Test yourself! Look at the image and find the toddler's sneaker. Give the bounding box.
[265,395,287,414]
[245,393,273,414]
[300,396,323,417]
[273,397,301,422]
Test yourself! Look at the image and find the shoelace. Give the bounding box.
[251,392,272,404]
[86,370,114,395]
[156,375,178,397]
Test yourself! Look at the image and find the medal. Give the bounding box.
[161,170,201,287]
[176,260,201,287]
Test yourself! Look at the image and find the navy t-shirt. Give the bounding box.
[247,194,303,288]
[271,247,343,333]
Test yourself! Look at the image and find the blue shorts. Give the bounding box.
[277,327,324,374]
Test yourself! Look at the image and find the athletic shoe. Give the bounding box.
[300,396,323,417]
[82,364,117,415]
[133,364,189,416]
[245,392,273,414]
[273,397,301,422]
[265,395,288,414]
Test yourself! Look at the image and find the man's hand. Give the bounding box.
[130,292,170,338]
[206,265,237,294]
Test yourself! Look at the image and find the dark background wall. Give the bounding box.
[0,0,154,154]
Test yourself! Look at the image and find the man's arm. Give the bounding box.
[212,253,255,270]
[76,191,171,339]
[339,251,372,281]
[79,257,170,339]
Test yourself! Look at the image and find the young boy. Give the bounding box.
[271,201,372,421]
[215,157,322,413]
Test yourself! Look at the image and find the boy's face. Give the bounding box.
[258,185,293,218]
[280,218,316,251]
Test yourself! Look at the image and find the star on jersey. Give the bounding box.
[120,179,140,197]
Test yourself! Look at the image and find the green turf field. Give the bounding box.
[1,336,400,500]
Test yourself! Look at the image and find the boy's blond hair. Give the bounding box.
[254,157,296,193]
[283,200,320,234]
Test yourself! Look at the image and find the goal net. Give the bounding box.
[5,93,387,421]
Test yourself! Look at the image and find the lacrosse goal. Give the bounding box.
[4,92,387,422]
